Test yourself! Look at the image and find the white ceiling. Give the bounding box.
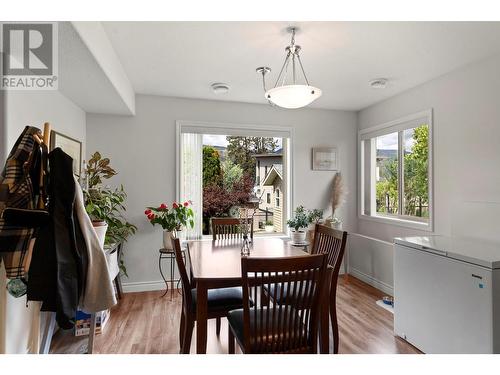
[102,21,500,111]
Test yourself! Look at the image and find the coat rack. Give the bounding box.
[31,123,97,354]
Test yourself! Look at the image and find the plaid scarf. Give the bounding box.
[0,126,41,279]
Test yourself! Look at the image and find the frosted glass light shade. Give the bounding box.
[265,84,322,109]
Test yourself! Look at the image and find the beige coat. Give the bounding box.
[73,176,117,312]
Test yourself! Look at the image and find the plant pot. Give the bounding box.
[291,229,307,244]
[92,221,108,249]
[265,225,274,233]
[163,230,176,250]
[333,221,343,230]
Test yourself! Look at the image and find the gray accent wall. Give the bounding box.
[86,95,358,291]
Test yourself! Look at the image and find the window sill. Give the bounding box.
[359,214,433,232]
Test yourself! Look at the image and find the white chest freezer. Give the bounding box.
[394,236,500,354]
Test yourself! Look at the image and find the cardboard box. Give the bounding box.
[75,309,110,336]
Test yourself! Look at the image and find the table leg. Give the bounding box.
[196,282,208,354]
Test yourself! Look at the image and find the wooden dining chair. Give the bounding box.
[227,254,328,354]
[310,224,348,354]
[211,217,253,241]
[173,238,246,353]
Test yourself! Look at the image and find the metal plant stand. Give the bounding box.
[158,247,185,299]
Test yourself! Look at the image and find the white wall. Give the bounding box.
[0,89,86,353]
[4,91,86,164]
[352,53,500,289]
[86,95,357,291]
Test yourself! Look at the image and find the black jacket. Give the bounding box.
[27,148,88,329]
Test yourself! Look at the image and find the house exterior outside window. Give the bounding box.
[254,149,283,233]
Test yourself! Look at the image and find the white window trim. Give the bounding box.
[175,120,295,236]
[357,109,434,232]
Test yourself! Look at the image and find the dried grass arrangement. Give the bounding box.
[330,172,346,218]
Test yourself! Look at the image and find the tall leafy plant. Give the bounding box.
[84,152,137,276]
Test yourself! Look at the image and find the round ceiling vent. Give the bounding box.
[369,78,388,89]
[211,83,230,94]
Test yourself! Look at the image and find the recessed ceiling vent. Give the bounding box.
[369,78,388,89]
[211,83,230,94]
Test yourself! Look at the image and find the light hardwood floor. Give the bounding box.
[50,276,420,354]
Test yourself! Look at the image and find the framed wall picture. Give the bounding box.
[50,130,82,176]
[312,147,339,171]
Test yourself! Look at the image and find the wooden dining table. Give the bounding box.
[187,237,332,354]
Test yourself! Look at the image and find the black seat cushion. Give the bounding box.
[264,282,316,306]
[227,307,308,352]
[191,287,245,312]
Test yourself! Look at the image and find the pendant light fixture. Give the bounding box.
[256,27,322,109]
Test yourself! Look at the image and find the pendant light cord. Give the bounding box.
[273,27,311,88]
[297,54,310,86]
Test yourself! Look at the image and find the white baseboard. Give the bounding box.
[123,268,378,294]
[349,267,394,296]
[122,280,167,293]
[376,299,394,314]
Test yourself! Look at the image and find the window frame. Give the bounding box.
[358,109,434,231]
[176,120,294,238]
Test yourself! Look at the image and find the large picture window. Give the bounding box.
[359,110,433,230]
[177,121,292,238]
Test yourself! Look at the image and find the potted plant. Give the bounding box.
[83,152,137,275]
[264,220,274,233]
[307,208,324,242]
[287,205,312,244]
[145,201,195,249]
[308,209,324,226]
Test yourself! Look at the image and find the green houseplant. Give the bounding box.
[145,201,194,249]
[307,208,324,244]
[83,152,137,276]
[287,205,312,244]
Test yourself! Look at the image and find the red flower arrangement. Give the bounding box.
[144,201,194,232]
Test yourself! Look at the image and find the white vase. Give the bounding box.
[92,221,108,249]
[333,221,343,230]
[291,230,307,244]
[265,225,274,233]
[163,230,176,250]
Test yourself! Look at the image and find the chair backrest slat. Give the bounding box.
[172,238,193,315]
[211,217,253,241]
[240,254,327,354]
[311,224,347,276]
